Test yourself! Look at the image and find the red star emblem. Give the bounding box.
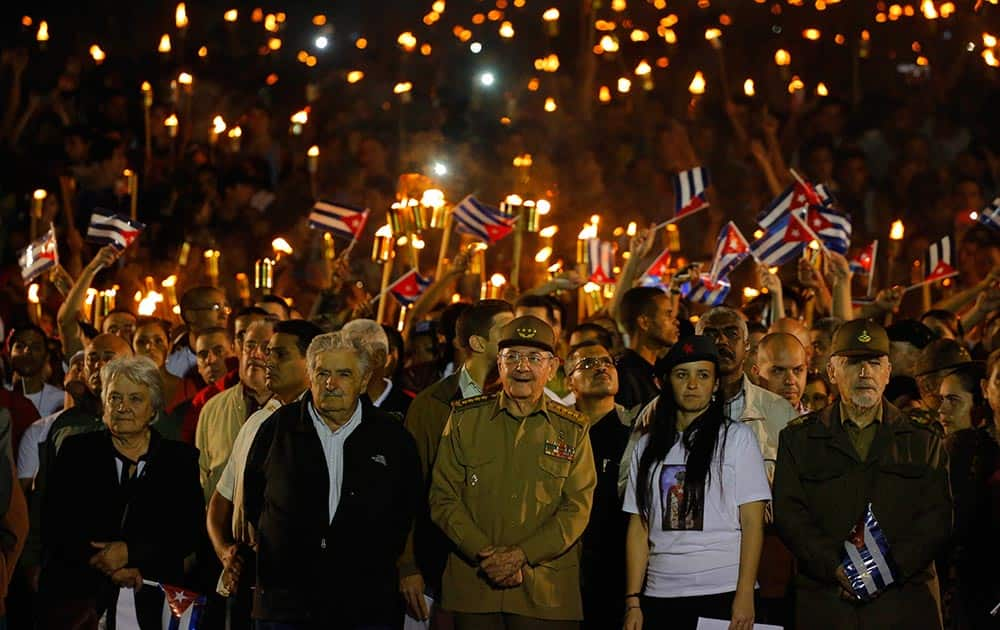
[682,343,694,354]
[485,223,513,242]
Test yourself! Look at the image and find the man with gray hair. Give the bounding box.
[243,331,422,628]
[341,319,412,417]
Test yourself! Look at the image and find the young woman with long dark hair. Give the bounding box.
[622,336,769,630]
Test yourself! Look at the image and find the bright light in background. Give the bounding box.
[470,42,483,53]
[432,162,448,176]
[479,72,495,86]
[314,36,329,50]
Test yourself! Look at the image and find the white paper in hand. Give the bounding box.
[696,618,783,630]
[403,595,435,630]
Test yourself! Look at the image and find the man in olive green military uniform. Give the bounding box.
[774,319,951,630]
[429,316,596,629]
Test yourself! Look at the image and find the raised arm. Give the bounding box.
[57,245,120,357]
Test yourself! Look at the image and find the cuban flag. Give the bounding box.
[840,504,898,601]
[641,248,672,284]
[749,212,813,267]
[803,205,852,254]
[587,240,615,284]
[681,274,730,306]
[849,240,878,275]
[453,196,514,243]
[978,198,1000,232]
[671,166,710,219]
[18,225,59,283]
[388,269,432,305]
[708,221,750,284]
[133,581,206,629]
[309,200,370,240]
[87,208,145,250]
[924,235,958,283]
[757,182,821,230]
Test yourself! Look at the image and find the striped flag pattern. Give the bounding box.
[925,235,958,283]
[841,504,897,601]
[86,208,145,250]
[708,221,750,284]
[388,269,433,305]
[681,274,730,306]
[750,212,813,267]
[757,182,817,229]
[978,198,1000,231]
[672,166,710,219]
[803,205,852,254]
[453,196,515,243]
[309,201,370,240]
[587,239,615,284]
[849,240,878,275]
[641,248,672,283]
[160,582,206,629]
[18,225,59,283]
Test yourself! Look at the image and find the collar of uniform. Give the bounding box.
[838,400,884,428]
[495,391,551,423]
[458,365,483,399]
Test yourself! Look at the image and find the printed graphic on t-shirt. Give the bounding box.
[660,464,704,531]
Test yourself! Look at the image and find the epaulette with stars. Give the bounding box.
[546,401,588,428]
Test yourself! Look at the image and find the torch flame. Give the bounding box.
[272,238,294,255]
[890,220,905,240]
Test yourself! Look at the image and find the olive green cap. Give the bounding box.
[831,319,890,358]
[497,315,556,354]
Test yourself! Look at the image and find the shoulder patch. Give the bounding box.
[785,412,817,429]
[451,394,495,410]
[546,401,588,428]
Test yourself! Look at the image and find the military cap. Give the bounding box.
[830,319,889,357]
[886,320,935,349]
[497,315,556,354]
[914,338,974,377]
[655,335,720,376]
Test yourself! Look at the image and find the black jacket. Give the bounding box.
[244,397,422,627]
[40,429,204,628]
[614,349,659,411]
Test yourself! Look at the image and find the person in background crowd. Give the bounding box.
[808,318,843,376]
[921,310,964,343]
[131,317,197,441]
[55,246,121,361]
[774,320,951,629]
[566,340,634,630]
[802,373,833,413]
[769,318,814,371]
[983,349,1000,441]
[399,299,514,626]
[915,339,976,412]
[101,310,137,345]
[936,364,998,630]
[341,319,413,418]
[615,286,679,411]
[0,403,28,630]
[568,323,616,352]
[194,327,235,388]
[887,320,937,379]
[623,335,768,630]
[195,320,273,501]
[5,326,63,418]
[243,331,422,629]
[255,295,291,322]
[207,319,321,630]
[752,332,809,414]
[430,316,595,629]
[167,286,231,379]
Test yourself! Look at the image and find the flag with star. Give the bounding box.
[924,236,958,283]
[159,583,206,629]
[17,224,59,283]
[671,166,711,219]
[749,212,813,267]
[587,239,615,284]
[86,207,145,250]
[849,240,878,275]
[388,269,433,305]
[681,274,731,306]
[757,181,822,230]
[641,248,672,284]
[803,204,852,254]
[708,221,750,284]
[453,196,515,243]
[309,200,370,240]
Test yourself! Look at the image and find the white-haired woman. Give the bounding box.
[39,356,205,629]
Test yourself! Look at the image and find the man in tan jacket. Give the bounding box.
[430,316,596,628]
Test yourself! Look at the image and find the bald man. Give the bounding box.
[753,333,809,414]
[769,317,814,370]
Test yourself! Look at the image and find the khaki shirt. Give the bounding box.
[838,400,884,461]
[429,392,596,620]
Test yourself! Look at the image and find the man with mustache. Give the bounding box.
[196,320,273,502]
[774,320,951,629]
[753,333,809,414]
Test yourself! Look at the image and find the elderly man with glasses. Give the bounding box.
[430,315,596,629]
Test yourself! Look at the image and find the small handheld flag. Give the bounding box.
[309,201,370,240]
[18,225,59,283]
[849,240,877,275]
[680,274,730,306]
[141,580,206,630]
[387,269,432,305]
[87,208,145,250]
[750,212,813,267]
[803,205,852,254]
[840,504,898,601]
[757,181,819,230]
[708,221,750,284]
[978,198,999,232]
[924,235,958,283]
[641,248,672,283]
[671,166,711,219]
[587,240,615,284]
[453,196,515,243]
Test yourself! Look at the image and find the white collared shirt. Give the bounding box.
[308,399,363,522]
[724,376,747,423]
[458,366,482,399]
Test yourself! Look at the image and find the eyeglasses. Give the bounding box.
[570,356,615,374]
[500,351,554,367]
[700,326,742,343]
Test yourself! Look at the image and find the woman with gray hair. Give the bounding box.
[39,356,205,629]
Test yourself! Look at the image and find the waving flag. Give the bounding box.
[453,196,514,243]
[840,504,898,601]
[803,205,852,254]
[849,241,878,275]
[132,581,206,630]
[388,269,432,305]
[978,198,1000,232]
[671,166,710,219]
[924,236,958,283]
[709,221,750,284]
[309,201,370,240]
[681,274,730,306]
[750,212,813,267]
[87,208,145,250]
[641,248,672,283]
[18,225,59,283]
[587,240,615,284]
[757,182,821,230]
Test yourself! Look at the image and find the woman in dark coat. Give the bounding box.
[39,356,205,629]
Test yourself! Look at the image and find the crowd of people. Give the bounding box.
[0,3,1000,630]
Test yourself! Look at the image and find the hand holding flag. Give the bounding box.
[708,221,750,284]
[87,208,145,250]
[18,224,59,284]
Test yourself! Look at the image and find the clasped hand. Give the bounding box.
[477,546,526,588]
